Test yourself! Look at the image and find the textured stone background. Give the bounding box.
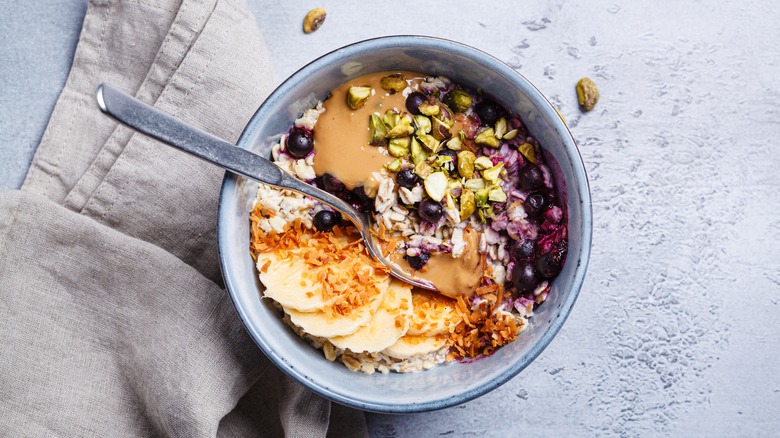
[2,1,779,436]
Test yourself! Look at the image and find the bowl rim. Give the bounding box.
[218,35,592,413]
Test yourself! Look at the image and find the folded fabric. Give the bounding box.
[0,0,367,436]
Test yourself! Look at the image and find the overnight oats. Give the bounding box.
[248,71,568,374]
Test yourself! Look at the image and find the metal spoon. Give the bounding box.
[96,83,434,290]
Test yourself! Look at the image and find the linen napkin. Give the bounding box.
[0,0,368,436]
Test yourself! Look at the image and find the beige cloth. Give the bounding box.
[0,0,367,436]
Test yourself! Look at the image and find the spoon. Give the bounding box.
[96,83,434,291]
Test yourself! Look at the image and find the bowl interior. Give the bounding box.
[218,36,591,413]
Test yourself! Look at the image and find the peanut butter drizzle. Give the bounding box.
[313,71,425,193]
[392,228,485,299]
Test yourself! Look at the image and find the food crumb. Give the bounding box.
[303,8,326,34]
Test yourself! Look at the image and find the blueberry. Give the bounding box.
[320,173,346,194]
[523,193,547,217]
[519,166,545,191]
[418,198,443,222]
[350,187,373,213]
[396,168,420,189]
[536,240,567,278]
[475,100,500,126]
[286,129,313,158]
[313,210,340,232]
[406,92,427,115]
[511,239,536,260]
[405,251,430,271]
[512,260,539,294]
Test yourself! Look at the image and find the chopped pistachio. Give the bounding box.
[424,172,448,202]
[459,189,476,221]
[576,77,599,111]
[383,110,400,129]
[386,158,403,173]
[418,102,440,117]
[413,115,431,134]
[431,117,453,140]
[474,127,500,148]
[388,137,411,158]
[448,179,463,197]
[443,90,473,112]
[494,117,508,139]
[477,206,493,223]
[474,156,493,171]
[457,150,476,178]
[464,178,485,192]
[438,104,455,124]
[482,162,504,183]
[386,116,414,138]
[475,188,489,207]
[445,193,460,223]
[459,130,467,140]
[303,8,326,34]
[488,186,507,203]
[432,155,453,169]
[347,86,371,110]
[446,136,462,150]
[411,137,428,165]
[517,142,537,164]
[416,133,441,153]
[380,73,407,94]
[503,128,519,140]
[369,114,388,145]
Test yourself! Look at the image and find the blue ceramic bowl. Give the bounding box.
[218,36,591,413]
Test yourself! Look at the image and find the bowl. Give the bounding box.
[218,35,591,413]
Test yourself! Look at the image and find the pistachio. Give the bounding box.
[347,86,371,109]
[464,178,485,192]
[415,160,432,178]
[416,133,441,153]
[383,110,400,129]
[488,186,507,203]
[303,8,326,34]
[380,73,407,94]
[448,179,463,197]
[446,136,462,150]
[475,188,489,208]
[386,115,414,138]
[424,172,448,202]
[477,206,493,223]
[413,115,431,134]
[482,163,504,183]
[457,150,476,178]
[475,127,500,148]
[494,117,508,139]
[517,142,537,164]
[445,193,460,223]
[388,137,411,158]
[503,128,519,140]
[443,90,473,113]
[474,156,494,171]
[431,117,453,140]
[576,77,599,111]
[386,158,403,173]
[411,137,428,165]
[459,189,476,221]
[369,114,388,145]
[418,102,440,117]
[432,155,453,169]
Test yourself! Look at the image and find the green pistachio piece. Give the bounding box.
[464,178,485,192]
[414,160,432,178]
[413,115,431,134]
[494,117,508,139]
[411,137,428,165]
[576,77,599,111]
[416,133,441,153]
[386,116,414,138]
[459,189,476,221]
[474,127,500,148]
[383,110,400,129]
[445,192,458,214]
[477,206,493,223]
[424,172,448,202]
[488,186,507,203]
[438,103,455,125]
[448,179,463,196]
[517,142,537,164]
[482,163,504,183]
[432,155,452,168]
[475,188,489,207]
[446,136,462,150]
[474,156,493,170]
[418,102,440,117]
[443,90,473,113]
[386,158,403,173]
[388,137,411,158]
[457,150,476,178]
[380,73,407,94]
[369,114,388,145]
[431,117,453,141]
[503,129,518,140]
[347,86,371,110]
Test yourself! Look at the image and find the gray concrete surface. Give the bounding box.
[2,1,779,436]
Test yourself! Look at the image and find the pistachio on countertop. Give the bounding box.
[576,77,599,111]
[303,8,327,34]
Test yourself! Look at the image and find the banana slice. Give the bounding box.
[256,252,334,312]
[406,289,460,336]
[285,276,390,338]
[382,334,448,360]
[330,280,413,353]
